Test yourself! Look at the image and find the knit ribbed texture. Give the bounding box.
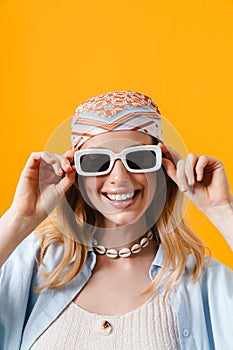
[31,292,180,350]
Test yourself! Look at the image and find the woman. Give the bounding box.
[0,91,232,349]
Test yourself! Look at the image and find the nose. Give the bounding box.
[108,159,130,183]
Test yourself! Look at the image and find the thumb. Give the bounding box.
[162,157,178,186]
[56,167,76,198]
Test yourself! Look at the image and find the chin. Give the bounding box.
[103,212,145,228]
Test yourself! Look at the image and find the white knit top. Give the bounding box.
[31,292,181,350]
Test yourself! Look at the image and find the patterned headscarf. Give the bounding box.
[71,91,163,148]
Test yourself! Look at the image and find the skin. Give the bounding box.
[0,130,232,315]
[82,132,156,225]
[79,131,158,247]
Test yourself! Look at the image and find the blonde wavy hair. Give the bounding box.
[35,145,207,297]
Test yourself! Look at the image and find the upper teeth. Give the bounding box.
[106,192,134,201]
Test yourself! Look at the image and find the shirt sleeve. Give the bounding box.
[200,258,233,349]
[0,233,40,350]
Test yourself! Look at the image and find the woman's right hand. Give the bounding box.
[11,150,76,228]
[0,150,76,267]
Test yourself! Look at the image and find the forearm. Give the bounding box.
[0,207,37,267]
[204,198,233,250]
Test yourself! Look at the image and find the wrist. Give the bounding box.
[0,207,34,267]
[204,201,233,250]
[204,200,233,223]
[4,206,38,239]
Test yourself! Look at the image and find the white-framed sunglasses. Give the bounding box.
[74,145,162,176]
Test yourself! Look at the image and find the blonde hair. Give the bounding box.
[35,162,207,297]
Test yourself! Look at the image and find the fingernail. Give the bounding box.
[188,178,194,186]
[180,183,187,192]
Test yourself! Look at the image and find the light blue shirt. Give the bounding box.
[0,232,233,350]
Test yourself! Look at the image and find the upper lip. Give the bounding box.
[101,189,138,195]
[101,189,141,200]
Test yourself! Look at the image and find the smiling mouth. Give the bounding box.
[102,190,140,202]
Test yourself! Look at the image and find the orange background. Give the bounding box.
[0,0,232,267]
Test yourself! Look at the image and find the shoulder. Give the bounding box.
[171,255,233,349]
[201,256,233,294]
[0,233,42,291]
[1,232,40,271]
[1,231,67,273]
[185,253,233,295]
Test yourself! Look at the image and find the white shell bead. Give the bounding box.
[147,231,153,240]
[95,245,106,254]
[106,249,118,258]
[131,243,142,254]
[119,247,131,258]
[140,237,149,248]
[93,230,154,258]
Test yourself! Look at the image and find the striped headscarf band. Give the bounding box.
[71,91,163,148]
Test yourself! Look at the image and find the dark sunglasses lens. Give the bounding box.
[80,153,111,173]
[126,150,157,170]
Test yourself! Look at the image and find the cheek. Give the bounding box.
[80,177,104,210]
[137,173,157,196]
[146,173,157,202]
[146,169,168,226]
[83,177,102,196]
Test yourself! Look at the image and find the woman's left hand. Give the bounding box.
[159,143,233,215]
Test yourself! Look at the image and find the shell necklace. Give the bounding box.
[92,230,153,259]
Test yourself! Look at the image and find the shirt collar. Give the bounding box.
[151,244,167,268]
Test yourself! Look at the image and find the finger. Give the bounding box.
[61,151,77,172]
[195,155,209,181]
[56,168,76,196]
[59,156,72,173]
[25,152,44,168]
[41,152,63,176]
[158,143,182,165]
[185,153,198,186]
[162,158,178,184]
[60,149,77,172]
[158,143,172,160]
[64,148,77,160]
[176,159,189,192]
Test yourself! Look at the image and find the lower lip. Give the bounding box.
[101,192,140,209]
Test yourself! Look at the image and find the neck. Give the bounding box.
[94,216,149,248]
